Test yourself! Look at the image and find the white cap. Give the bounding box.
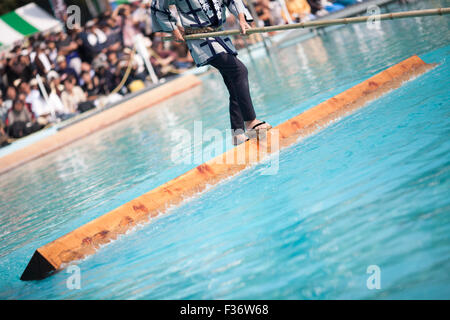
[47,70,59,81]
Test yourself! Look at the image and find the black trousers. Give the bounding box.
[208,53,256,131]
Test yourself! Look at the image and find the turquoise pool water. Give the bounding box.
[0,0,449,299]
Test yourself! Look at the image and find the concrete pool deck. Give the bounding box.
[0,74,202,176]
[19,55,435,281]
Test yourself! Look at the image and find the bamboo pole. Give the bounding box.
[162,8,450,41]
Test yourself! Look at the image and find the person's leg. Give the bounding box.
[226,55,257,124]
[221,72,245,131]
[208,53,271,144]
[209,54,246,131]
[226,56,272,131]
[209,54,256,125]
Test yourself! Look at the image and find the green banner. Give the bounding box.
[0,11,39,36]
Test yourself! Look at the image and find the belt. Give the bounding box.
[184,27,221,35]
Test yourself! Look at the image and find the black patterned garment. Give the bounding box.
[151,0,252,66]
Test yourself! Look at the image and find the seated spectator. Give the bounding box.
[98,20,122,53]
[25,79,47,120]
[306,0,328,17]
[254,0,273,27]
[92,24,109,50]
[133,0,153,37]
[46,40,59,64]
[16,92,34,119]
[15,81,37,118]
[5,99,44,139]
[26,79,62,124]
[92,58,116,95]
[46,70,59,82]
[80,20,109,63]
[105,15,124,45]
[107,51,120,75]
[56,30,82,74]
[47,70,62,94]
[113,4,138,48]
[47,88,72,120]
[0,91,9,125]
[170,41,194,70]
[81,71,101,102]
[56,55,78,83]
[17,53,35,82]
[36,80,73,121]
[0,118,9,147]
[0,54,6,91]
[60,75,94,114]
[78,62,96,87]
[1,86,16,121]
[285,0,312,22]
[5,51,28,84]
[150,39,178,77]
[39,83,72,122]
[19,81,44,120]
[269,0,288,25]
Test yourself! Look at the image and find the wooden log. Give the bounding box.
[20,55,434,281]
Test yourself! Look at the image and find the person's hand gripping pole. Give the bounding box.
[172,26,185,42]
[238,13,251,35]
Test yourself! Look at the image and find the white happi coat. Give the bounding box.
[151,0,252,66]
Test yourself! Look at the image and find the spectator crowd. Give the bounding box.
[0,0,361,146]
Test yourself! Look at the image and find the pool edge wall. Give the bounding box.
[20,55,433,281]
[0,74,202,176]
